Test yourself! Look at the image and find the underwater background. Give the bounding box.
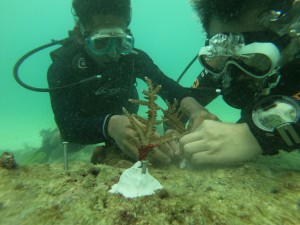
[2,2,300,224]
[0,0,240,152]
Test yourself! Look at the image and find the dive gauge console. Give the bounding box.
[252,95,300,148]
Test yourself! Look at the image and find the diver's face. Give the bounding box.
[207,6,299,67]
[206,9,274,108]
[83,15,128,66]
[207,12,267,80]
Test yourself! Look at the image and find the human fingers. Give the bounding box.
[181,139,208,159]
[120,141,139,160]
[168,141,181,156]
[179,131,203,152]
[157,143,174,157]
[149,147,171,164]
[125,134,140,147]
[115,131,139,160]
[189,111,220,132]
[189,151,224,166]
[164,129,181,156]
[182,106,217,132]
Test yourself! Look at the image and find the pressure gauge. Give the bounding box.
[252,95,300,147]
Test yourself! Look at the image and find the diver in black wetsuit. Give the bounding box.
[47,0,207,163]
[179,0,300,166]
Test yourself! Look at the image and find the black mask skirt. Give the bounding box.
[221,67,263,109]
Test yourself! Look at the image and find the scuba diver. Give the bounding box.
[25,0,211,163]
[180,0,300,166]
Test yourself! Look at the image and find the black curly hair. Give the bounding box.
[72,0,131,27]
[191,0,279,32]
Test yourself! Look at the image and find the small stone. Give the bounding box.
[0,152,17,170]
[156,189,169,199]
[270,188,279,194]
[88,167,101,176]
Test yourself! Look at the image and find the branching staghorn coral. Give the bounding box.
[163,99,190,135]
[123,77,182,161]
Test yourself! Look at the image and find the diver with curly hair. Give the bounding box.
[180,0,300,166]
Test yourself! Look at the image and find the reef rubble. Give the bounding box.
[0,150,300,225]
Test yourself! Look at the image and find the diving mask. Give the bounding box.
[198,33,281,79]
[85,28,135,56]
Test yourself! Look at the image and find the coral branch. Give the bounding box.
[122,107,147,144]
[163,99,188,134]
[123,77,184,161]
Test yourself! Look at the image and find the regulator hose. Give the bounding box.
[13,37,102,92]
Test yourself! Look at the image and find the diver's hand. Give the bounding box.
[108,115,171,164]
[155,129,181,160]
[179,120,263,166]
[180,97,219,131]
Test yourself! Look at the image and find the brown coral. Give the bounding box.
[163,99,190,135]
[123,77,182,160]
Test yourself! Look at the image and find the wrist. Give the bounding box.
[247,121,280,155]
[241,123,263,155]
[103,114,115,141]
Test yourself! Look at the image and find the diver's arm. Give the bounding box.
[47,63,113,144]
[134,50,218,106]
[190,69,221,106]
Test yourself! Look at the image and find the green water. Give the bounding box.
[0,0,239,151]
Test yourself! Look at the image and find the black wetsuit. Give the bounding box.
[47,40,200,144]
[193,59,300,155]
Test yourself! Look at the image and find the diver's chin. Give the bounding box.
[94,56,120,66]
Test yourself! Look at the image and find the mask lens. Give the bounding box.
[199,55,229,73]
[240,54,272,76]
[93,37,110,50]
[86,33,134,56]
[114,36,134,54]
[200,53,273,77]
[199,43,279,78]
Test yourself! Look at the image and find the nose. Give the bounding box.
[106,45,119,58]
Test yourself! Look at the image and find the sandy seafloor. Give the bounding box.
[0,147,300,225]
